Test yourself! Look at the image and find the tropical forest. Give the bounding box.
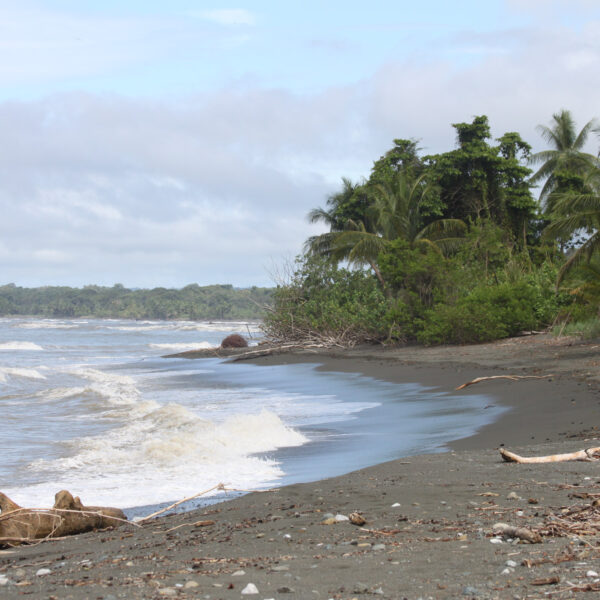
[263,110,600,345]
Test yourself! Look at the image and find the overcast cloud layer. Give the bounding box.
[1,1,599,287]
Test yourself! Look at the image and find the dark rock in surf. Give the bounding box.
[221,334,248,349]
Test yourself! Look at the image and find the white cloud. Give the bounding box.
[0,9,599,287]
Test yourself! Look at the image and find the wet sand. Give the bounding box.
[1,333,599,599]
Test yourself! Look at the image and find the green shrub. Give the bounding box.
[417,281,544,345]
[263,256,390,343]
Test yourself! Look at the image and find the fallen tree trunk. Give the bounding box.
[0,490,126,547]
[500,447,600,463]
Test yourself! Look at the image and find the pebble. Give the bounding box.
[232,570,246,576]
[507,492,521,500]
[185,581,199,589]
[489,538,503,544]
[334,514,349,522]
[462,586,479,596]
[353,582,369,593]
[587,570,599,578]
[277,586,294,593]
[391,502,401,507]
[36,568,52,577]
[501,567,514,575]
[241,583,259,595]
[372,544,386,551]
[283,534,292,539]
[158,588,177,597]
[0,576,8,586]
[270,565,289,572]
[505,560,518,568]
[373,588,384,595]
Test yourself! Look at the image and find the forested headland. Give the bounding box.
[0,283,272,320]
[263,110,600,346]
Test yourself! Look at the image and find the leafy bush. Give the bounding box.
[263,256,389,344]
[417,281,544,345]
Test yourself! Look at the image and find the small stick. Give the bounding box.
[455,374,554,390]
[138,483,227,522]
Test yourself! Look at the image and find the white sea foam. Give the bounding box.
[0,367,47,382]
[148,342,215,351]
[0,341,43,351]
[15,407,306,509]
[15,322,78,330]
[63,368,153,415]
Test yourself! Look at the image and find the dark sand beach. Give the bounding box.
[1,333,599,599]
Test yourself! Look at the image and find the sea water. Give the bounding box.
[0,317,504,517]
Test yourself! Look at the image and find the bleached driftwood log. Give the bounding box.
[493,522,542,543]
[500,447,600,463]
[0,490,126,547]
[455,374,554,390]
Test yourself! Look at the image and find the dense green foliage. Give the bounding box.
[0,283,272,320]
[265,111,600,346]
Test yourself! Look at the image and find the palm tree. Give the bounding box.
[305,172,466,288]
[530,109,598,209]
[307,177,367,232]
[544,166,600,285]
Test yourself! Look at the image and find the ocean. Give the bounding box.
[0,317,504,518]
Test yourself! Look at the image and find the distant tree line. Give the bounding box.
[0,283,273,320]
[264,110,600,345]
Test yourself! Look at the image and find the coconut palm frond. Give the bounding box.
[557,232,600,287]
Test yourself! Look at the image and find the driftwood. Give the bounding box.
[455,374,554,390]
[138,483,227,522]
[493,522,542,544]
[0,490,126,547]
[500,447,600,463]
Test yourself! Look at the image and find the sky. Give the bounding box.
[1,0,599,288]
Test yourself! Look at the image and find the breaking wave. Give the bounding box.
[18,406,307,509]
[0,341,44,351]
[149,342,215,351]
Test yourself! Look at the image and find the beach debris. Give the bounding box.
[321,513,349,525]
[455,374,554,390]
[35,568,51,576]
[500,447,600,463]
[138,482,227,521]
[492,522,542,544]
[0,490,127,548]
[221,334,248,349]
[349,512,367,526]
[530,576,560,586]
[241,582,259,595]
[194,519,215,527]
